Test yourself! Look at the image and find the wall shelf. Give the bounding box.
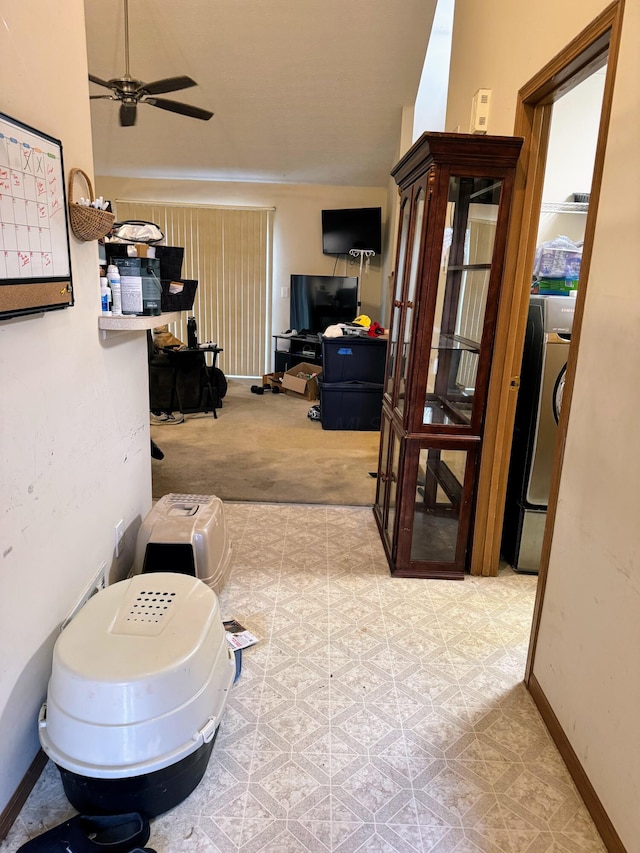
[98,312,180,339]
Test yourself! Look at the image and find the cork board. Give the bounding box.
[0,112,73,320]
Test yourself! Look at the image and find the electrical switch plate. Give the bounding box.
[115,519,124,557]
[280,286,289,298]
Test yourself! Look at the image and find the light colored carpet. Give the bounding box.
[151,378,381,505]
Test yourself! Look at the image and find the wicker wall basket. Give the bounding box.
[68,168,115,242]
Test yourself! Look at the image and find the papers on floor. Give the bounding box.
[223,619,259,650]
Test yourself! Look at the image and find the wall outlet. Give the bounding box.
[60,563,107,632]
[114,519,125,557]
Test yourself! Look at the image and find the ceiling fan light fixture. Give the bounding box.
[120,102,137,127]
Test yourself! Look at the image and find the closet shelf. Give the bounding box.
[540,201,589,214]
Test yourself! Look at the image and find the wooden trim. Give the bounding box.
[526,0,625,679]
[0,749,47,841]
[470,102,552,576]
[528,675,627,852]
[519,2,617,105]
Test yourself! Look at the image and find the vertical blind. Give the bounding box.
[115,201,273,377]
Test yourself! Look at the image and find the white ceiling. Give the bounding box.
[84,0,437,186]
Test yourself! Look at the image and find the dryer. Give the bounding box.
[502,294,575,572]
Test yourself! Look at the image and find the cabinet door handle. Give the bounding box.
[393,300,403,308]
[406,301,414,309]
[379,472,388,483]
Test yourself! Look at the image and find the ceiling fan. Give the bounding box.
[88,0,213,127]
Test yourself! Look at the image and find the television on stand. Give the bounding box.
[290,275,358,335]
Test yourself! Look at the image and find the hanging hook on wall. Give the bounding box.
[348,248,376,309]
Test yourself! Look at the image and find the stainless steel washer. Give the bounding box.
[502,294,575,573]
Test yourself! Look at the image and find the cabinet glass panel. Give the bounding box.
[411,447,469,563]
[385,198,411,399]
[422,177,502,427]
[385,430,401,544]
[376,415,391,529]
[397,187,425,418]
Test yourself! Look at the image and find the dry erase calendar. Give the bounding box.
[0,112,73,320]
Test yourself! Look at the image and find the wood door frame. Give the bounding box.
[470,0,625,586]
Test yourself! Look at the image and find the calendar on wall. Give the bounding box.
[0,112,73,320]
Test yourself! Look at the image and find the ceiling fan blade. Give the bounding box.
[142,76,198,95]
[120,102,137,127]
[89,74,113,89]
[145,97,213,121]
[90,95,114,100]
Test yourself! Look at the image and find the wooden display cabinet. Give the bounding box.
[374,132,523,579]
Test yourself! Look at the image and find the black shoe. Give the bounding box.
[250,385,264,395]
[17,813,150,853]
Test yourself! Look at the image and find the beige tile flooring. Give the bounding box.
[4,503,606,853]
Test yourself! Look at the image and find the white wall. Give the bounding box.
[447,1,640,848]
[96,176,387,356]
[413,0,455,139]
[0,1,153,815]
[537,69,606,245]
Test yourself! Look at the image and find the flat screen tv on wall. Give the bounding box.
[290,275,358,335]
[321,207,382,255]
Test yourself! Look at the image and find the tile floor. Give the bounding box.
[4,503,606,853]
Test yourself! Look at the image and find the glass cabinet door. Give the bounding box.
[384,429,401,551]
[375,414,402,558]
[420,176,503,431]
[396,183,427,420]
[395,440,479,576]
[374,412,392,530]
[384,194,411,403]
[410,446,471,565]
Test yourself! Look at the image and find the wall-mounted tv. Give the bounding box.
[290,275,358,334]
[321,207,382,255]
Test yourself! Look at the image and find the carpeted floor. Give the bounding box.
[151,379,382,505]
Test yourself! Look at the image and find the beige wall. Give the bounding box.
[447,1,640,848]
[0,1,153,814]
[96,177,388,359]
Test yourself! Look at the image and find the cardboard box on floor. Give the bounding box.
[281,362,322,400]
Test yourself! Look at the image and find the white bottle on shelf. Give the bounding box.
[100,277,111,314]
[107,264,122,315]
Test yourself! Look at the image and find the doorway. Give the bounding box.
[470,1,624,583]
[501,67,607,574]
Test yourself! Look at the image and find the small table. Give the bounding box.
[162,345,224,419]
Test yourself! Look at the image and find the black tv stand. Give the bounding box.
[273,334,322,372]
